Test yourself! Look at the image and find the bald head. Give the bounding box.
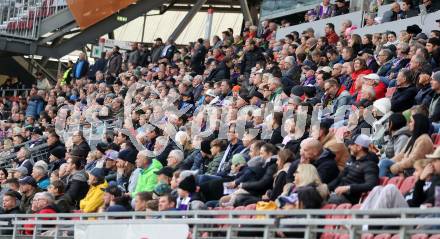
[300,138,323,163]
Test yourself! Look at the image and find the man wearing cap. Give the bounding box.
[132,150,163,197]
[328,134,379,204]
[18,176,40,213]
[358,48,379,73]
[429,71,440,129]
[363,73,386,100]
[80,168,108,213]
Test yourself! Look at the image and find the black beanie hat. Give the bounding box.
[178,175,197,193]
[96,142,108,155]
[50,146,66,159]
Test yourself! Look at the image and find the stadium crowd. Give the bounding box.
[0,0,439,234]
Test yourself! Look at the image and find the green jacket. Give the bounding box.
[206,151,225,175]
[132,159,163,197]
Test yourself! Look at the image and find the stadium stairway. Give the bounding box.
[0,0,170,58]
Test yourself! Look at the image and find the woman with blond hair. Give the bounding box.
[277,164,329,209]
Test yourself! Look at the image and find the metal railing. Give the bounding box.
[0,0,68,39]
[0,88,31,97]
[0,142,49,168]
[0,208,438,239]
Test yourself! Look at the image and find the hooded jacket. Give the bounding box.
[328,152,379,204]
[132,159,163,197]
[80,181,108,213]
[64,170,89,208]
[384,127,411,159]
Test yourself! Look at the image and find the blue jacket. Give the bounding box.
[25,96,45,118]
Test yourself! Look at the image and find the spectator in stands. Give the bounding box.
[176,174,199,210]
[47,180,71,213]
[23,192,57,235]
[166,149,185,170]
[64,156,89,209]
[323,23,339,47]
[430,72,440,131]
[382,2,401,23]
[376,49,394,77]
[80,168,108,213]
[132,150,162,197]
[240,39,264,77]
[73,52,89,80]
[323,78,352,118]
[31,165,49,190]
[48,147,66,174]
[35,72,52,91]
[70,131,91,162]
[400,0,419,19]
[14,147,34,175]
[328,134,379,204]
[383,113,411,160]
[0,190,21,214]
[127,42,140,67]
[160,39,176,62]
[158,194,177,211]
[313,0,334,20]
[262,149,293,201]
[426,38,440,69]
[102,185,132,212]
[313,120,349,171]
[380,113,434,177]
[333,0,349,16]
[278,164,328,209]
[106,46,123,77]
[18,176,39,213]
[133,191,152,211]
[116,149,139,194]
[391,68,418,112]
[415,69,434,108]
[25,90,45,119]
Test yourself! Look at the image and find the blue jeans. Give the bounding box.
[379,158,395,178]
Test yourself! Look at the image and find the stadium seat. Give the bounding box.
[245,203,256,210]
[391,234,429,239]
[431,133,438,142]
[379,177,389,185]
[399,176,417,195]
[374,233,392,239]
[321,204,337,210]
[385,87,396,98]
[387,176,404,188]
[351,204,362,210]
[362,234,374,239]
[429,235,440,239]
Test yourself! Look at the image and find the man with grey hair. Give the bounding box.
[167,149,185,170]
[286,137,339,184]
[31,165,50,190]
[281,55,301,87]
[31,192,57,214]
[153,135,178,166]
[377,49,394,77]
[192,75,204,102]
[132,150,163,197]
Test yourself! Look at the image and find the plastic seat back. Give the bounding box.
[387,176,404,188]
[399,176,417,195]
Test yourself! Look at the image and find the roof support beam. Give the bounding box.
[239,0,253,25]
[168,0,207,42]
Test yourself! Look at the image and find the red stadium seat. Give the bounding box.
[321,204,337,210]
[379,177,389,185]
[385,87,396,98]
[245,203,256,210]
[391,234,429,239]
[351,204,362,210]
[432,133,439,142]
[362,234,374,239]
[374,233,392,239]
[387,176,404,188]
[429,235,440,239]
[399,176,417,195]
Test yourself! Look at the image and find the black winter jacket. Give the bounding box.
[242,157,277,196]
[391,85,417,112]
[328,152,379,204]
[240,47,264,74]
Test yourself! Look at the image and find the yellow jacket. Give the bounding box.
[79,181,108,213]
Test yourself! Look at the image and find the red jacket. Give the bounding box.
[326,31,339,45]
[350,69,373,95]
[374,81,387,100]
[24,207,57,235]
